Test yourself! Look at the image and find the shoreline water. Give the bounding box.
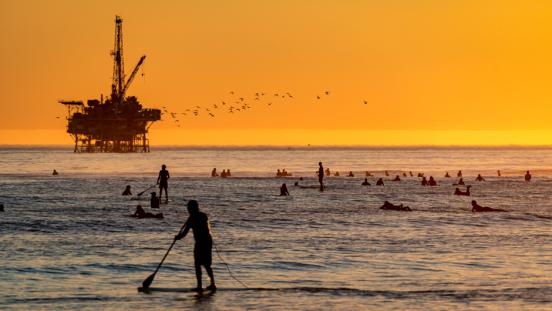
[1,147,551,310]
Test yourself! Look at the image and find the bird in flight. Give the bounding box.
[325,91,330,95]
[363,100,368,105]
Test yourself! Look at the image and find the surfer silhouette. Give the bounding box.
[175,200,216,292]
[280,183,289,196]
[318,162,324,191]
[122,185,132,196]
[150,192,160,209]
[471,200,506,212]
[157,164,170,203]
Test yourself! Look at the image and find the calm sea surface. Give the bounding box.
[1,147,551,310]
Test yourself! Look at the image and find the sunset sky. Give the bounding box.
[1,0,552,145]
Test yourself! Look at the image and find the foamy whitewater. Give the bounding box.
[1,147,551,310]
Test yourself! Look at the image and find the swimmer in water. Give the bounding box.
[376,178,384,186]
[52,169,58,176]
[211,168,218,177]
[524,170,531,182]
[392,175,401,181]
[428,176,437,186]
[475,174,485,182]
[445,172,451,178]
[361,178,370,186]
[347,171,355,177]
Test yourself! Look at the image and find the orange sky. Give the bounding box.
[1,0,552,145]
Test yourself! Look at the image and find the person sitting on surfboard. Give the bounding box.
[175,200,216,292]
[421,177,428,186]
[150,192,160,209]
[157,164,170,203]
[122,185,132,196]
[280,183,289,196]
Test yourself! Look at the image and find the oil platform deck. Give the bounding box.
[60,16,161,153]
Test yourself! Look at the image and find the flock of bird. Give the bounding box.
[160,91,369,127]
[55,91,369,124]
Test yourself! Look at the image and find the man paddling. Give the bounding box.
[175,200,216,292]
[157,164,170,203]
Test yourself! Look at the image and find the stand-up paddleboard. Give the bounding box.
[138,287,217,293]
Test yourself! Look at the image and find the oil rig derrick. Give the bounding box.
[60,16,161,153]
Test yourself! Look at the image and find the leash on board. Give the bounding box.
[213,240,248,288]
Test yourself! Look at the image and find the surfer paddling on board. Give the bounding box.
[157,164,170,203]
[174,200,216,292]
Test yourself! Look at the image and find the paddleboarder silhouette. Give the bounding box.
[157,164,170,203]
[175,200,216,292]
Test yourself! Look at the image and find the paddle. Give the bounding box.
[141,222,187,289]
[137,184,157,197]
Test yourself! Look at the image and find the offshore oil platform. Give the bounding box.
[60,16,161,153]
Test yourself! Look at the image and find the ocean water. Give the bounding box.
[1,146,551,310]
